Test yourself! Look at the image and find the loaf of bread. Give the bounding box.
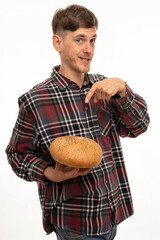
[49,136,103,168]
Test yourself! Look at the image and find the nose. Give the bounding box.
[83,41,92,54]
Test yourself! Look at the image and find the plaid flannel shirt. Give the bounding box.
[6,66,150,235]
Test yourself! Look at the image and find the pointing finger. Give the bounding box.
[85,84,97,103]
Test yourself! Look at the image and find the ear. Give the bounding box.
[52,34,63,52]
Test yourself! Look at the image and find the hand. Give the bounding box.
[44,162,91,182]
[85,78,126,103]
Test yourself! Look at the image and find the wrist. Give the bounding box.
[43,166,56,182]
[118,81,126,97]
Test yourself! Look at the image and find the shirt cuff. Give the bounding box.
[111,84,135,110]
[30,159,53,184]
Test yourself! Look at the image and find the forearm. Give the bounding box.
[6,145,51,183]
[111,84,150,137]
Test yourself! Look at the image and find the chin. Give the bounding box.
[80,66,90,73]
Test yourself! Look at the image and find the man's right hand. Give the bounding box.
[43,162,91,182]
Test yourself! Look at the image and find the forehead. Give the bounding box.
[66,27,97,38]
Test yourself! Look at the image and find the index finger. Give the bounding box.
[85,84,97,103]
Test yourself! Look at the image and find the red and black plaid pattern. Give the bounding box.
[6,66,149,235]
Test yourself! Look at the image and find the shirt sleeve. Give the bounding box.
[5,102,52,183]
[110,84,150,138]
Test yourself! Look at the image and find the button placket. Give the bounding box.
[79,87,96,138]
[85,105,89,111]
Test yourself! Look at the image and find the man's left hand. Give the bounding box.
[85,78,126,103]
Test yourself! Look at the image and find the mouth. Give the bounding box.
[79,57,91,65]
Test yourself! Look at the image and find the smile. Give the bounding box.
[79,57,91,64]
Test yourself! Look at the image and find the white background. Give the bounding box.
[0,0,160,239]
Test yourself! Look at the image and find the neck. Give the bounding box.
[58,65,85,88]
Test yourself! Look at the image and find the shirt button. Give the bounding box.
[108,197,112,203]
[85,106,88,111]
[113,225,116,229]
[71,82,76,86]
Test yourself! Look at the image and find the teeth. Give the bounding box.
[81,58,89,61]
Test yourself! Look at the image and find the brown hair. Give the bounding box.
[51,4,98,35]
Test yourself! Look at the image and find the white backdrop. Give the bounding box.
[0,0,160,239]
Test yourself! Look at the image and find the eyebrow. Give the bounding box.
[74,34,97,39]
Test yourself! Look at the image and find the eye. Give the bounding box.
[90,38,96,44]
[76,39,82,43]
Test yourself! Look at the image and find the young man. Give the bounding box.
[6,4,150,240]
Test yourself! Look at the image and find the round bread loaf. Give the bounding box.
[49,136,103,168]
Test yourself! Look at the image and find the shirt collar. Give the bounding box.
[51,65,94,90]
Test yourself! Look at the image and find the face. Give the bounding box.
[57,27,97,75]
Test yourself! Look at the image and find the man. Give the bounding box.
[6,4,150,240]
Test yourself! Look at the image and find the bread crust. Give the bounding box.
[49,136,103,168]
